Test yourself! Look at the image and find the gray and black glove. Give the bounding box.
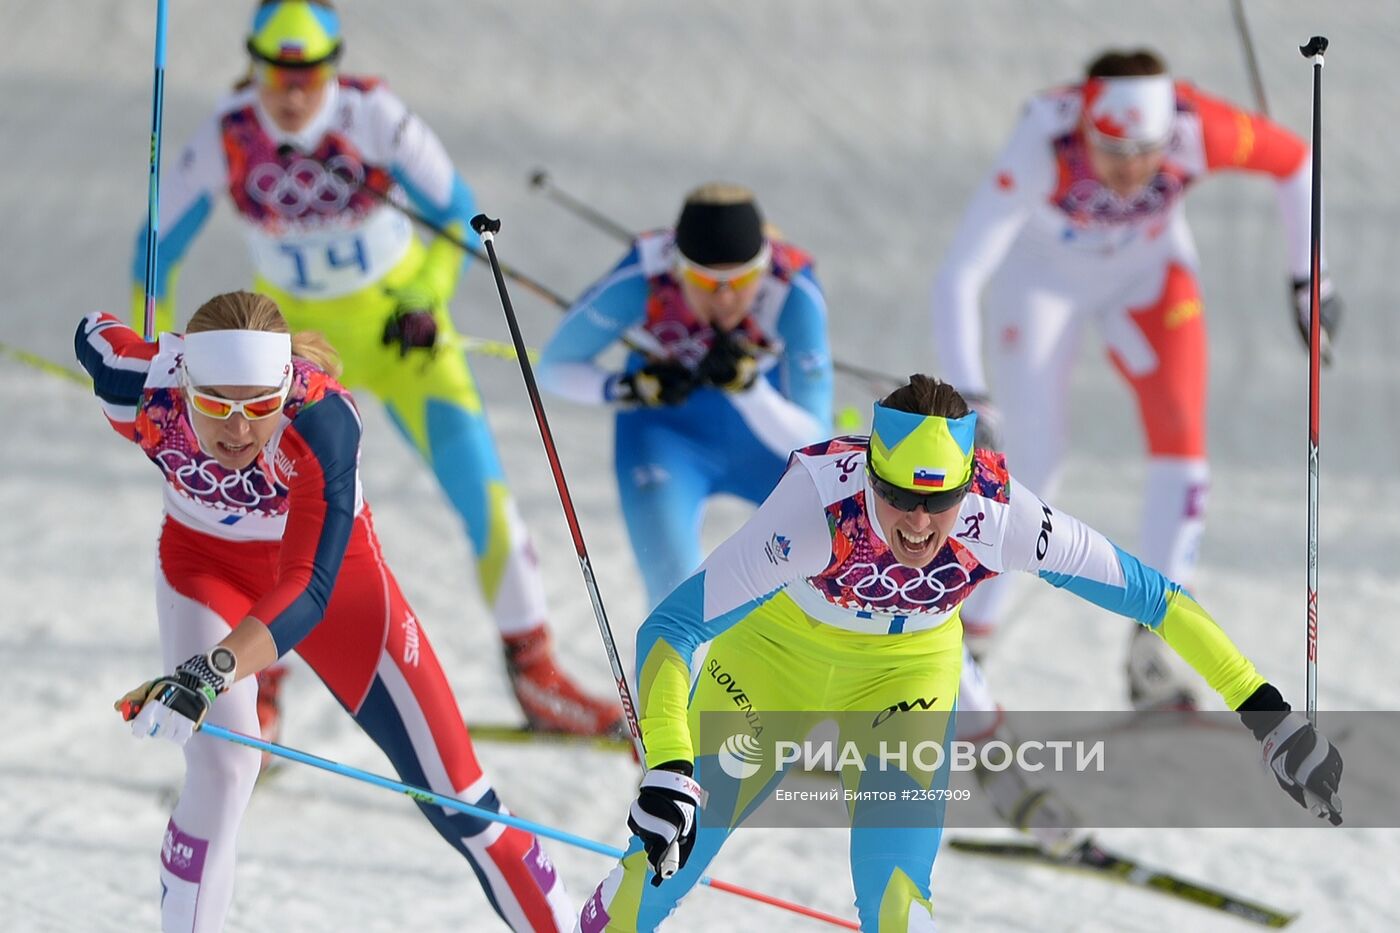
[116,648,237,747]
[1290,276,1343,365]
[1238,683,1343,825]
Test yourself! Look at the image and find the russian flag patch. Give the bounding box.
[912,468,946,488]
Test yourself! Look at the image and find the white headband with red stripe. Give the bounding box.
[1083,75,1175,145]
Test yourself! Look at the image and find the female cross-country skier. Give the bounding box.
[131,0,620,737]
[537,183,833,609]
[579,374,1344,932]
[537,183,1081,854]
[78,292,576,933]
[928,49,1344,708]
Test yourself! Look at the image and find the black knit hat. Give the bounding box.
[674,198,765,266]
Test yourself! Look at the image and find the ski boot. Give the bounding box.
[503,625,624,736]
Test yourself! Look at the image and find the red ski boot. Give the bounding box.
[503,625,624,736]
[254,664,289,773]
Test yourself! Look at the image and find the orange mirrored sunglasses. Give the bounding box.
[674,243,771,294]
[254,60,336,93]
[185,385,289,421]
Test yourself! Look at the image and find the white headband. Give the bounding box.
[1085,75,1175,144]
[182,330,292,388]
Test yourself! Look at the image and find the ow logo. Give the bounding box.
[1036,504,1054,560]
[872,696,940,728]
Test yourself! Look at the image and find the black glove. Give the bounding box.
[1238,683,1343,825]
[611,360,697,407]
[627,762,705,886]
[383,285,440,356]
[695,328,760,393]
[1290,276,1343,365]
[960,392,1002,451]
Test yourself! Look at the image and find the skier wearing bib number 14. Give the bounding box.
[131,0,621,741]
[580,374,1343,933]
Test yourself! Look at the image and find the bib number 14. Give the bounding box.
[278,236,369,291]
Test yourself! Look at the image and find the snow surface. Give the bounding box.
[2,1,1397,930]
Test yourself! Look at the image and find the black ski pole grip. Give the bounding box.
[471,214,502,237]
[1299,36,1328,58]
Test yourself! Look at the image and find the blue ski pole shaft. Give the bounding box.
[202,724,860,929]
[141,0,169,341]
[202,723,618,858]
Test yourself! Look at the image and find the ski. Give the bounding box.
[466,722,635,755]
[948,837,1296,928]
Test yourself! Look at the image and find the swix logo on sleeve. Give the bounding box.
[273,446,298,482]
[401,612,421,667]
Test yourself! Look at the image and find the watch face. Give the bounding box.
[210,647,237,675]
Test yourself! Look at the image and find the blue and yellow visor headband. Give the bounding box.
[866,402,977,512]
[247,1,343,67]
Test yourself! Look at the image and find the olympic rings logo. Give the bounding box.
[246,155,365,217]
[1060,173,1179,224]
[647,321,711,366]
[833,560,971,608]
[155,449,285,510]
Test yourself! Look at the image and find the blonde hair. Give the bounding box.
[683,182,755,208]
[680,183,784,240]
[187,290,342,377]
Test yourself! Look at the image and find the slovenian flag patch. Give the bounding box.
[912,467,946,488]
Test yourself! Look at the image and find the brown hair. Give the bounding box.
[880,374,969,419]
[187,290,342,377]
[233,0,341,90]
[1086,48,1168,79]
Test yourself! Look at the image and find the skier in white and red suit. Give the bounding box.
[929,48,1343,706]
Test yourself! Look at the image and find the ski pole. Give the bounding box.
[1229,0,1270,115]
[0,335,527,390]
[203,724,859,930]
[469,213,699,874]
[529,168,635,243]
[276,144,573,310]
[272,145,658,357]
[140,0,170,341]
[1299,36,1327,727]
[526,169,899,392]
[469,213,643,756]
[0,341,90,386]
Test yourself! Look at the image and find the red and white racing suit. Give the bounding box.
[931,80,1314,635]
[76,313,573,933]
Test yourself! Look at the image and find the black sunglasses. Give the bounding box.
[866,462,970,514]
